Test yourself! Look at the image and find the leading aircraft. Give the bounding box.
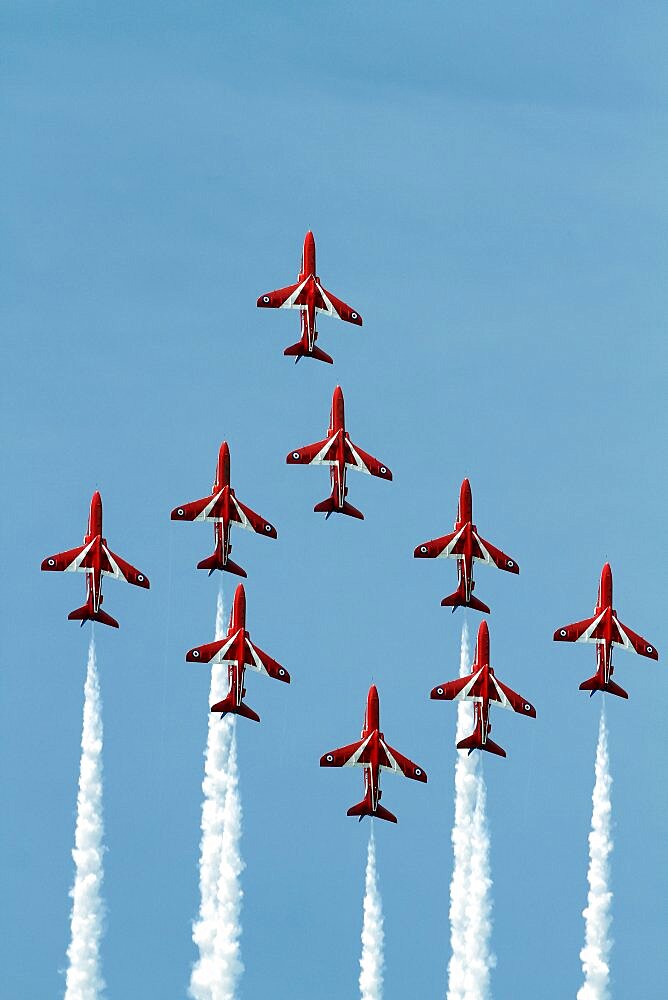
[320,684,427,823]
[414,478,518,613]
[186,583,289,722]
[431,620,536,757]
[286,385,392,519]
[257,230,363,364]
[41,490,150,628]
[171,441,277,576]
[553,562,659,699]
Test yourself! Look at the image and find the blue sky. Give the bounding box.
[2,2,667,997]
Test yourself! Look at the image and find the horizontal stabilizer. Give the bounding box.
[197,551,247,578]
[67,604,119,629]
[346,798,397,824]
[440,589,490,614]
[457,732,506,758]
[283,341,333,365]
[579,674,628,699]
[210,696,260,722]
[313,496,364,520]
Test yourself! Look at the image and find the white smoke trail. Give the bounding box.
[64,635,105,1000]
[359,827,384,1000]
[447,621,494,1000]
[213,722,245,993]
[464,768,494,998]
[447,622,477,1000]
[189,585,244,1000]
[577,703,613,1000]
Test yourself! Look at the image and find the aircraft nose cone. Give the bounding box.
[476,619,490,662]
[599,562,613,606]
[458,478,472,522]
[366,684,379,720]
[232,583,246,624]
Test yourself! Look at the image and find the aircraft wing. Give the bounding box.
[286,436,338,466]
[257,279,309,310]
[378,738,427,782]
[315,282,363,326]
[101,546,150,588]
[414,526,466,560]
[472,532,519,574]
[171,493,221,522]
[244,638,290,682]
[489,676,536,716]
[344,439,392,480]
[430,673,479,702]
[553,612,606,645]
[41,541,94,574]
[612,616,659,660]
[320,735,372,768]
[229,496,277,537]
[185,633,237,663]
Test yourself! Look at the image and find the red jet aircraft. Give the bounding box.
[431,620,536,757]
[286,385,392,519]
[320,685,427,824]
[171,441,277,577]
[414,478,518,613]
[186,583,289,723]
[553,562,659,699]
[257,230,363,364]
[41,490,149,628]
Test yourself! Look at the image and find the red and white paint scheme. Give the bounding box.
[286,385,392,519]
[431,620,536,758]
[257,230,363,364]
[186,583,289,723]
[41,490,149,629]
[414,478,518,613]
[320,685,427,824]
[553,562,659,699]
[171,441,277,577]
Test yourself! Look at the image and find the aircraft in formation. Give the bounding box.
[553,562,658,699]
[41,490,149,628]
[414,478,518,613]
[320,684,427,824]
[431,620,536,757]
[257,230,362,364]
[286,384,392,519]
[186,583,289,723]
[41,230,661,821]
[171,441,277,577]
